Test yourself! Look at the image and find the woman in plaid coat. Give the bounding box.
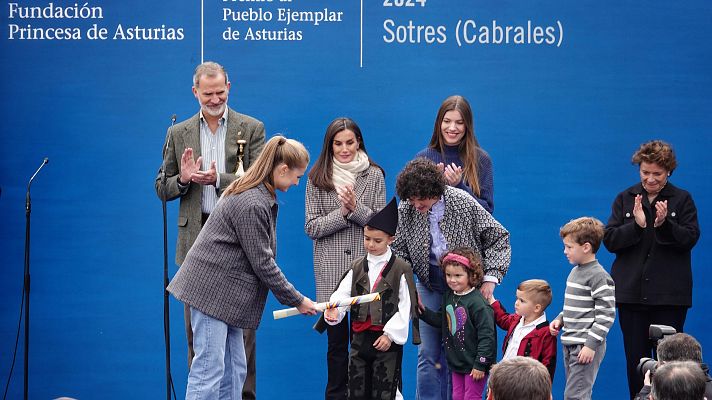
[305,117,386,400]
[168,136,318,400]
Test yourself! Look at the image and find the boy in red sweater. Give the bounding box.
[489,279,556,381]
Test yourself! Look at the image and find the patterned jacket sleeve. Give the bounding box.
[236,201,303,307]
[347,169,386,227]
[474,205,511,282]
[304,178,350,240]
[391,201,412,265]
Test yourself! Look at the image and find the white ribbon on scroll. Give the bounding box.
[273,292,381,320]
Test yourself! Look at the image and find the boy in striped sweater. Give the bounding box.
[549,217,616,400]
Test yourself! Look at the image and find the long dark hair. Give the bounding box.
[428,95,482,196]
[308,117,382,191]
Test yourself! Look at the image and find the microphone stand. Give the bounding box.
[161,115,177,400]
[24,158,48,400]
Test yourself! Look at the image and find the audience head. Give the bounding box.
[657,333,703,363]
[487,357,552,400]
[651,361,706,400]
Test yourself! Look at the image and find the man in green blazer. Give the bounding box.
[155,61,264,399]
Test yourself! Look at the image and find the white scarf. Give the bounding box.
[332,150,370,189]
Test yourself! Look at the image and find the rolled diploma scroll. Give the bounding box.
[273,292,381,320]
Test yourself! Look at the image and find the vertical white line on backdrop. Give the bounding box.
[360,0,363,68]
[201,0,205,62]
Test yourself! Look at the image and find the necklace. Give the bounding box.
[453,287,476,307]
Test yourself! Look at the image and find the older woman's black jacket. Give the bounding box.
[603,182,700,307]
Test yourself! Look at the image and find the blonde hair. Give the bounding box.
[559,216,605,253]
[517,279,552,309]
[223,135,309,197]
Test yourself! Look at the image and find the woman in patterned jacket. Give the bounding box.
[305,117,386,400]
[392,158,511,400]
[168,136,318,400]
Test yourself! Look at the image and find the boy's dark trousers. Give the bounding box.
[349,330,403,400]
[326,318,350,400]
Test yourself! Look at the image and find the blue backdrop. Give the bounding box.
[1,0,710,398]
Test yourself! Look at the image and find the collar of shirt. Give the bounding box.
[577,260,598,269]
[367,247,392,290]
[367,246,392,267]
[428,195,445,223]
[199,106,229,126]
[428,196,447,265]
[519,312,547,329]
[453,287,477,296]
[257,184,277,208]
[503,311,547,360]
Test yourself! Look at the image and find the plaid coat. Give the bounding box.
[305,166,386,302]
[392,186,511,288]
[167,184,303,329]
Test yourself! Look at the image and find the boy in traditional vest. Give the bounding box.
[324,198,420,400]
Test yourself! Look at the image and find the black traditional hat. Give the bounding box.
[365,197,398,236]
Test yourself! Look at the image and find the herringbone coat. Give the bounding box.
[305,166,386,302]
[392,186,511,288]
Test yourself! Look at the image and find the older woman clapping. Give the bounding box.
[603,140,700,399]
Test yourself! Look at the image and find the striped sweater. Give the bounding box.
[554,260,616,350]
